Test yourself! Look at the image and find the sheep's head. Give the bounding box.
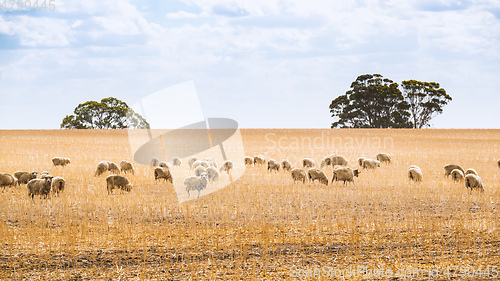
[353,169,360,177]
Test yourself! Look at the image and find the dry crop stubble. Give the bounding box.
[0,129,499,279]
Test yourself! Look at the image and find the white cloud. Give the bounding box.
[166,10,200,19]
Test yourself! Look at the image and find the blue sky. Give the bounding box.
[0,0,499,129]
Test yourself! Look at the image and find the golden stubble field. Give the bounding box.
[0,129,499,280]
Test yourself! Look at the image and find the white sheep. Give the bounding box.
[40,171,51,179]
[307,168,328,186]
[188,157,198,170]
[357,157,366,167]
[244,156,254,166]
[320,157,331,168]
[444,164,464,177]
[154,167,173,184]
[330,155,348,166]
[206,166,220,183]
[14,170,37,185]
[173,157,182,167]
[465,168,477,176]
[27,176,53,199]
[450,169,464,182]
[192,160,209,170]
[408,166,423,182]
[362,159,380,169]
[202,158,217,168]
[291,168,306,184]
[253,155,266,166]
[95,161,109,176]
[281,160,292,172]
[106,175,132,195]
[52,157,70,167]
[150,157,159,166]
[195,166,207,177]
[465,174,484,193]
[184,173,208,198]
[302,158,315,168]
[219,160,233,174]
[120,160,135,175]
[267,159,280,173]
[0,172,17,189]
[376,153,391,164]
[108,162,120,174]
[159,161,172,169]
[332,167,360,185]
[51,176,66,195]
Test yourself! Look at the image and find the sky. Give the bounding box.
[0,0,499,129]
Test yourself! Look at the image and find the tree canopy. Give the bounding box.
[401,80,452,128]
[330,74,451,129]
[61,97,150,129]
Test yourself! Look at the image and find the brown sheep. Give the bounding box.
[106,175,132,195]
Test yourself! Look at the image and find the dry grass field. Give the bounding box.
[1,129,499,280]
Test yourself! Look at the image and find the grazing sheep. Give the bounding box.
[281,160,292,172]
[95,161,109,176]
[465,168,478,176]
[52,157,70,167]
[444,164,464,177]
[120,160,135,175]
[106,175,132,195]
[320,157,332,168]
[291,168,307,184]
[408,166,423,182]
[362,159,380,169]
[357,157,366,167]
[195,166,207,177]
[192,160,210,170]
[202,158,217,168]
[254,155,266,166]
[220,160,234,174]
[14,171,37,185]
[465,174,484,193]
[40,171,51,179]
[330,155,348,166]
[150,157,159,166]
[206,166,220,183]
[154,167,173,184]
[332,167,360,185]
[51,176,65,195]
[184,173,208,198]
[173,157,182,167]
[188,157,198,169]
[267,159,280,173]
[27,176,53,199]
[159,161,172,169]
[108,162,120,174]
[450,169,464,182]
[244,156,254,166]
[498,159,500,168]
[307,168,328,186]
[0,172,18,189]
[302,158,315,168]
[376,153,391,164]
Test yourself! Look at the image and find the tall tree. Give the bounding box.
[401,80,452,128]
[61,97,150,129]
[330,74,411,128]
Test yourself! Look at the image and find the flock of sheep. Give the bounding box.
[1,154,498,200]
[0,157,68,199]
